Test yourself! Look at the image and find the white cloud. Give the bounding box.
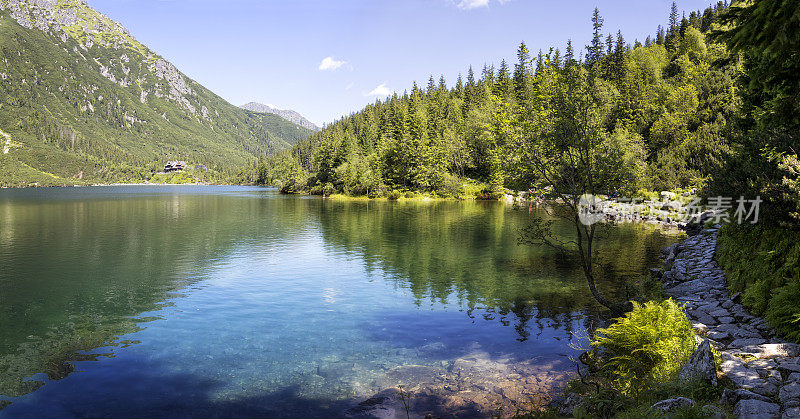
[453,0,509,10]
[318,56,347,71]
[345,82,354,91]
[456,0,489,9]
[366,83,392,96]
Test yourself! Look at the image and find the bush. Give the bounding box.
[591,299,695,395]
[386,190,402,200]
[717,224,800,342]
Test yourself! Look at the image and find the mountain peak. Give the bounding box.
[241,102,319,132]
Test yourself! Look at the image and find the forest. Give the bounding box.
[254,1,798,231]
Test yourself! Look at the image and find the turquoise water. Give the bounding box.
[0,186,673,417]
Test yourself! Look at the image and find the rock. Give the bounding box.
[665,279,712,297]
[781,382,800,404]
[784,407,800,419]
[679,340,717,386]
[729,338,767,348]
[708,331,731,341]
[709,308,731,318]
[650,397,696,413]
[556,392,584,417]
[662,200,683,211]
[721,388,773,406]
[751,381,779,397]
[721,356,765,389]
[736,343,800,359]
[732,399,781,419]
[661,191,678,201]
[718,316,735,324]
[779,362,800,375]
[345,389,402,419]
[789,373,800,382]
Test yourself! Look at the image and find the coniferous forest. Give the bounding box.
[257,1,798,229]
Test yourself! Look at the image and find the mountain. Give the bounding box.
[241,102,320,132]
[0,0,312,186]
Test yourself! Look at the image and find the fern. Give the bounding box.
[591,299,695,395]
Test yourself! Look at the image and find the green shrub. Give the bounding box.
[386,190,402,201]
[591,299,695,395]
[717,224,800,342]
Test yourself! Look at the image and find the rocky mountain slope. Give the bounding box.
[241,102,319,132]
[0,0,312,186]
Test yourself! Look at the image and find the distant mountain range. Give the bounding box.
[240,102,320,132]
[0,0,312,186]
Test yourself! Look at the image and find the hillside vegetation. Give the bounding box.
[259,3,737,200]
[0,0,312,187]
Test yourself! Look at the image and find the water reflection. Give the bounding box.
[312,199,674,340]
[0,187,675,415]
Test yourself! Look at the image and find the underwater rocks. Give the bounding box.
[345,347,570,418]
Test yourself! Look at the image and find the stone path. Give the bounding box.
[659,227,800,419]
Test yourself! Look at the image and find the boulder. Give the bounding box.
[650,397,696,413]
[784,407,800,419]
[679,340,717,386]
[781,382,800,404]
[732,399,780,419]
[720,388,773,406]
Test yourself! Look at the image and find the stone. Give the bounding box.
[751,381,779,397]
[708,331,730,341]
[709,308,731,318]
[721,356,765,389]
[736,343,800,359]
[784,407,800,419]
[650,397,696,413]
[729,338,767,348]
[779,362,800,375]
[721,388,773,406]
[679,340,717,386]
[789,373,800,382]
[732,399,781,419]
[718,316,735,324]
[666,279,712,297]
[781,382,800,404]
[722,300,735,309]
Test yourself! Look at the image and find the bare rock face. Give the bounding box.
[680,339,717,386]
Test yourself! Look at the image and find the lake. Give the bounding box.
[0,186,674,417]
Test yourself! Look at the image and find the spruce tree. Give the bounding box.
[587,8,605,66]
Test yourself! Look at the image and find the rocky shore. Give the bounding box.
[656,227,800,419]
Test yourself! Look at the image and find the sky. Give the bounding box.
[87,0,717,126]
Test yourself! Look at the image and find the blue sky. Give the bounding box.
[87,0,716,126]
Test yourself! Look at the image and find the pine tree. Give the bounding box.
[669,2,680,34]
[495,59,512,99]
[427,75,436,95]
[587,8,605,66]
[565,39,576,67]
[513,41,531,102]
[552,48,562,69]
